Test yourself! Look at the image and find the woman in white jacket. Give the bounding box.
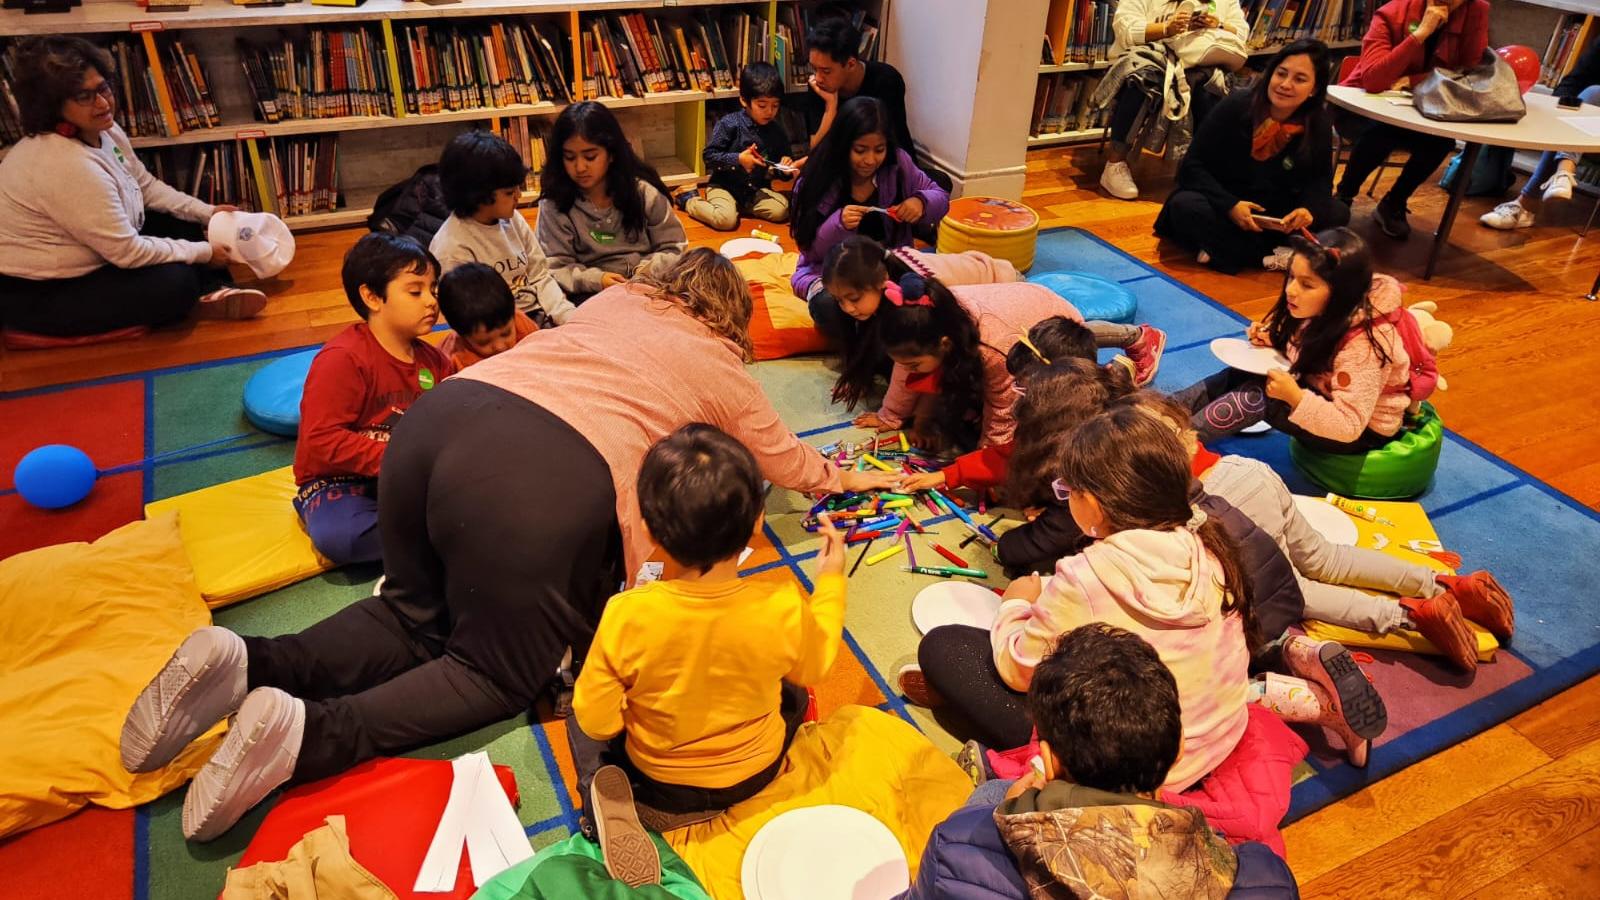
[0,37,266,338]
[1097,0,1250,201]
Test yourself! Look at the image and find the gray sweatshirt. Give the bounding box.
[430,212,575,325]
[0,124,215,279]
[534,180,687,295]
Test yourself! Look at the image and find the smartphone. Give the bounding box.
[1251,214,1287,230]
[768,163,799,178]
[1559,95,1584,110]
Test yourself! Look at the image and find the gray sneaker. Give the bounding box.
[182,687,304,842]
[121,626,248,774]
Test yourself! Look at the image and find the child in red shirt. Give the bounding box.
[436,261,538,370]
[293,233,456,565]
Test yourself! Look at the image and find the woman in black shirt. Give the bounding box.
[1155,39,1349,274]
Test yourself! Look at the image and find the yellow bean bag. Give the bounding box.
[663,705,971,900]
[1300,498,1499,662]
[145,466,333,609]
[0,513,225,839]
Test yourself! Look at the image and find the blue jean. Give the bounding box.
[964,778,1015,810]
[1524,84,1600,198]
[295,479,382,565]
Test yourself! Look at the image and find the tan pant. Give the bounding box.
[685,186,790,232]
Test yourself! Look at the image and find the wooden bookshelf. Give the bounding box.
[1028,128,1103,148]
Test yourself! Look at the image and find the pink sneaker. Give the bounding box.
[1283,636,1387,765]
[196,287,268,320]
[1125,325,1166,387]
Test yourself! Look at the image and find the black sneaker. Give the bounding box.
[1373,198,1411,240]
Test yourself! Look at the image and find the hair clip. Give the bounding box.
[1016,333,1051,365]
[883,274,933,307]
[1297,227,1341,262]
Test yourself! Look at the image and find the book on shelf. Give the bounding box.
[775,5,882,89]
[394,19,572,116]
[1540,14,1596,88]
[262,134,341,218]
[577,8,789,101]
[1241,0,1366,50]
[1028,72,1103,137]
[237,27,395,122]
[136,143,260,210]
[493,118,546,194]
[1039,0,1118,65]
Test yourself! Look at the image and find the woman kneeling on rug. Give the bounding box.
[118,249,900,842]
[1154,39,1349,274]
[0,37,266,338]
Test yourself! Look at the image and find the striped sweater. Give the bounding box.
[991,527,1250,792]
[458,283,842,581]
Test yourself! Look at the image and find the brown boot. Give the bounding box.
[1437,571,1514,642]
[1400,594,1478,673]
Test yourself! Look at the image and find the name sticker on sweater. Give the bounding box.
[418,368,436,391]
[588,229,617,244]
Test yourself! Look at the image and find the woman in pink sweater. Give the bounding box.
[906,407,1257,789]
[1173,227,1411,453]
[846,249,1084,452]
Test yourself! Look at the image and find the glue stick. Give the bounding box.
[1326,494,1387,523]
[751,228,780,242]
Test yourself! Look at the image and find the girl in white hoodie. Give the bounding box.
[907,406,1257,791]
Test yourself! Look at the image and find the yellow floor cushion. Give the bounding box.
[145,466,333,609]
[0,512,225,839]
[1302,498,1498,662]
[663,705,971,900]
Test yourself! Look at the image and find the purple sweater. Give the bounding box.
[790,148,950,298]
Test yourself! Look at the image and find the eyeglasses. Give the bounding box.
[1051,478,1073,502]
[69,81,115,107]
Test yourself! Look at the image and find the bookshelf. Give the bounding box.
[0,0,883,231]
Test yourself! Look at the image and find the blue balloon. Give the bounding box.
[13,444,97,510]
[1027,271,1139,324]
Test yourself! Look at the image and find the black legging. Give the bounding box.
[0,211,228,337]
[1336,116,1456,208]
[917,624,1034,750]
[1156,190,1351,273]
[244,378,625,782]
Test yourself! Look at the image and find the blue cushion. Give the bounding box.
[242,349,318,437]
[1026,271,1138,324]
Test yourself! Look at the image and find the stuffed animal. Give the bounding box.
[1406,300,1452,413]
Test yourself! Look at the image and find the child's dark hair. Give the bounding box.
[1028,623,1183,794]
[1062,407,1259,652]
[438,262,515,336]
[739,61,783,102]
[638,423,763,574]
[821,236,890,404]
[540,101,671,239]
[438,130,529,218]
[1266,226,1385,380]
[806,17,862,65]
[1004,316,1097,379]
[340,232,439,320]
[874,255,988,452]
[791,97,898,249]
[1005,359,1134,508]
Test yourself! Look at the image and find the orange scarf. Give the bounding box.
[1251,117,1303,162]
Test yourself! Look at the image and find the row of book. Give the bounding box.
[774,4,881,89]
[240,28,397,123]
[1041,0,1118,65]
[0,46,23,147]
[135,135,343,219]
[266,134,342,217]
[1028,73,1109,137]
[1540,15,1596,88]
[394,20,571,116]
[138,143,261,210]
[495,117,547,194]
[1241,0,1369,49]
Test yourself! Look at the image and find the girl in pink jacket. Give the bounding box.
[1173,227,1413,454]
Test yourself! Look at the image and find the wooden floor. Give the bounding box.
[4,144,1598,895]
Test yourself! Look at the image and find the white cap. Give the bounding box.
[208,210,296,279]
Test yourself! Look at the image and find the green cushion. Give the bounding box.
[1289,402,1444,500]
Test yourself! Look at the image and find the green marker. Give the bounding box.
[903,564,990,579]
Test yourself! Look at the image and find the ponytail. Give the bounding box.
[1195,515,1260,655]
[873,250,985,450]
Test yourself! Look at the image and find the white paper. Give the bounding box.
[739,546,755,565]
[413,755,476,893]
[414,752,534,892]
[1564,116,1600,137]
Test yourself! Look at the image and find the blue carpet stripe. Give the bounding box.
[1427,480,1525,522]
[529,720,581,834]
[133,805,151,900]
[141,375,156,507]
[523,812,567,838]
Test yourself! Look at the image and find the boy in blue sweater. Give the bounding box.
[904,623,1299,899]
[678,63,795,232]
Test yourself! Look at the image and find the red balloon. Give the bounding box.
[1496,44,1540,95]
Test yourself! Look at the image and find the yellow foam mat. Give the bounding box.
[145,466,333,609]
[1300,497,1499,662]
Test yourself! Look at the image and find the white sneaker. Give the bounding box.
[1479,200,1534,231]
[1263,246,1294,271]
[120,626,249,774]
[1196,250,1212,266]
[1542,170,1576,202]
[182,687,304,842]
[1100,161,1139,200]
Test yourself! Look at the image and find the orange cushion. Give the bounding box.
[735,253,829,362]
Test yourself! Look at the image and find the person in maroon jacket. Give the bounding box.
[1335,0,1490,240]
[292,233,456,565]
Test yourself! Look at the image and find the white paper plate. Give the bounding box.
[743,806,909,900]
[1210,337,1291,375]
[911,581,1002,635]
[1293,495,1360,546]
[720,237,783,259]
[1240,421,1273,434]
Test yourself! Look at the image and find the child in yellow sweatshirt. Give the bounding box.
[570,423,847,883]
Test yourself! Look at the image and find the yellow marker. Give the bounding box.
[861,453,897,473]
[751,228,780,242]
[881,498,914,509]
[899,432,909,452]
[866,543,906,566]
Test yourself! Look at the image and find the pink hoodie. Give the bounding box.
[874,282,1081,448]
[991,527,1250,792]
[1285,273,1411,441]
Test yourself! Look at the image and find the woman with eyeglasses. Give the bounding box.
[0,36,267,339]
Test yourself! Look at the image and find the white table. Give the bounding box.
[1328,85,1600,279]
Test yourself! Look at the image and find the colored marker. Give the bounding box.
[933,488,984,536]
[866,543,906,566]
[881,498,914,510]
[849,538,874,575]
[899,432,909,452]
[903,565,990,579]
[862,453,897,473]
[903,531,917,567]
[932,543,968,567]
